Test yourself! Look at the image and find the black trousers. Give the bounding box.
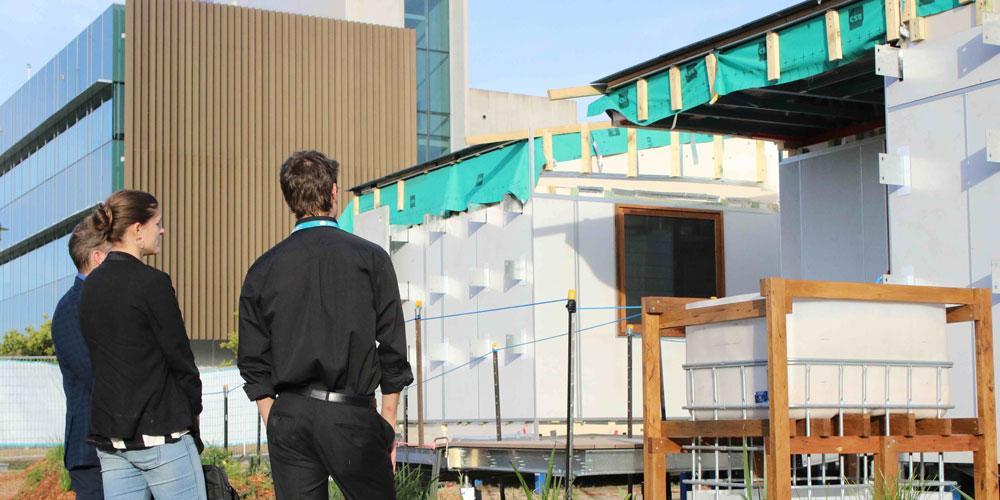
[68,464,104,500]
[267,391,396,499]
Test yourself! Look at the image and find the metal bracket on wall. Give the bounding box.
[874,45,903,79]
[879,150,911,195]
[988,129,1000,163]
[992,260,1000,294]
[984,10,1000,46]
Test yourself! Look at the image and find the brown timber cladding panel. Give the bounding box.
[125,0,417,340]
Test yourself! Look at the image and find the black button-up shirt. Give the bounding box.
[237,216,413,402]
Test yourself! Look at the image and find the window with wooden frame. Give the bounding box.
[615,205,725,335]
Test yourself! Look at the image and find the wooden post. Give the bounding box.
[627,128,638,178]
[766,32,781,81]
[373,187,381,208]
[762,278,791,500]
[580,121,592,174]
[973,288,999,499]
[706,53,719,103]
[636,78,649,122]
[397,180,405,211]
[713,136,724,179]
[886,0,902,42]
[543,130,554,170]
[874,437,900,495]
[669,66,683,111]
[755,140,767,183]
[641,297,666,500]
[826,10,843,61]
[670,131,682,177]
[415,301,425,446]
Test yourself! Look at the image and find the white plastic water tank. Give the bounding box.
[684,293,951,420]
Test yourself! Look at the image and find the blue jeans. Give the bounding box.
[97,434,206,500]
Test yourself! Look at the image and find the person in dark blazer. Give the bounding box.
[51,221,111,500]
[79,189,206,500]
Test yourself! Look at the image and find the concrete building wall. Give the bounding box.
[883,5,1000,444]
[466,89,578,138]
[125,0,416,340]
[228,0,405,28]
[779,137,889,282]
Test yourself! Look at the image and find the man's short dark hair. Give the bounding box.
[279,150,340,218]
[68,221,109,272]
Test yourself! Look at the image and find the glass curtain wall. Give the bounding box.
[405,0,451,163]
[0,5,124,336]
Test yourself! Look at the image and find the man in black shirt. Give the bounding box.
[238,150,413,499]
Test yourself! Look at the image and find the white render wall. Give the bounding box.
[358,194,780,424]
[881,4,1000,459]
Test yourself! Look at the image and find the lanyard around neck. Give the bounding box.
[292,219,339,234]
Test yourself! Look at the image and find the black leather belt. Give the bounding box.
[290,388,375,409]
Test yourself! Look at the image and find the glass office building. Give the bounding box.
[405,0,452,163]
[0,5,124,335]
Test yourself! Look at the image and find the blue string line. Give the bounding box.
[577,305,642,311]
[417,313,643,386]
[405,298,564,323]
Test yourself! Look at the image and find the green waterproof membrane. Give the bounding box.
[587,0,964,124]
[340,129,716,232]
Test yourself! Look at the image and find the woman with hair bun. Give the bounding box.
[78,189,206,500]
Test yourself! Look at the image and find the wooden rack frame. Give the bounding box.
[641,278,999,499]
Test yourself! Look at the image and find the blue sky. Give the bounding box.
[1,0,802,109]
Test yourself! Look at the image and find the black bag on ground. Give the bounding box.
[203,464,240,500]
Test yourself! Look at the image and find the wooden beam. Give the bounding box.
[663,419,767,438]
[713,136,724,179]
[636,78,649,121]
[397,180,405,211]
[626,128,638,177]
[826,10,843,61]
[972,288,1000,499]
[766,32,781,81]
[840,413,872,437]
[873,414,916,437]
[372,187,381,208]
[794,418,833,437]
[789,435,981,455]
[915,418,952,436]
[755,140,767,183]
[547,84,606,101]
[580,121,592,174]
[660,299,766,329]
[353,196,359,215]
[465,121,614,146]
[668,66,683,111]
[669,131,682,176]
[705,53,719,103]
[783,280,976,306]
[951,418,981,435]
[886,0,902,42]
[947,304,977,323]
[542,130,554,170]
[646,437,683,454]
[762,277,791,500]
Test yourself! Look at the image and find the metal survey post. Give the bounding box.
[493,345,502,441]
[415,301,425,446]
[565,289,577,499]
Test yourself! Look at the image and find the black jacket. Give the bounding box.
[237,216,413,402]
[79,251,202,444]
[51,277,100,469]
